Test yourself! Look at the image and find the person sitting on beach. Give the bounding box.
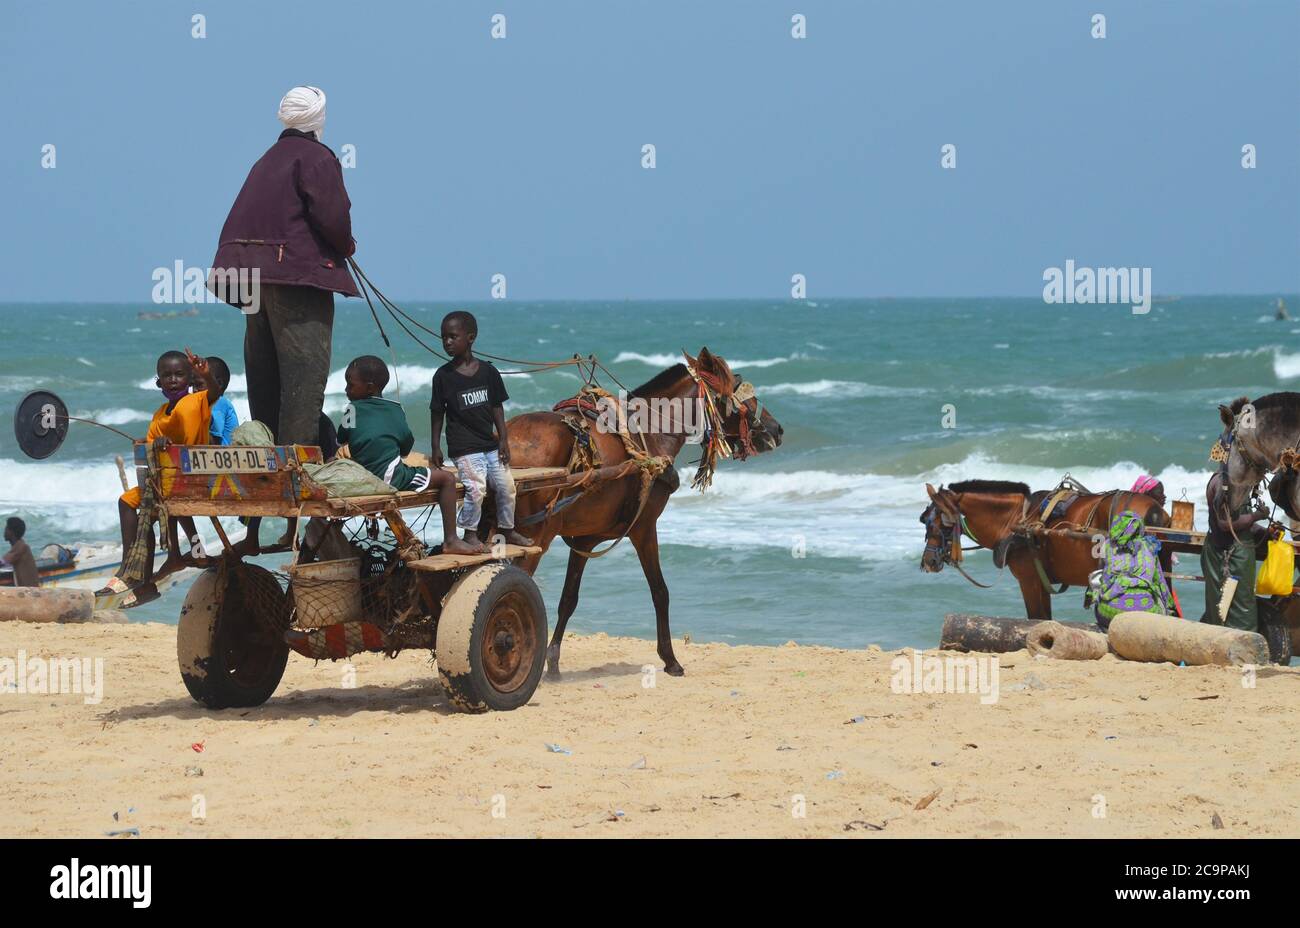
[1087,509,1174,629]
[430,311,533,550]
[202,357,239,446]
[95,349,224,606]
[338,355,481,555]
[3,517,39,588]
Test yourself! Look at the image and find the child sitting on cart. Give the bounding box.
[96,349,223,606]
[339,355,483,555]
[430,311,533,550]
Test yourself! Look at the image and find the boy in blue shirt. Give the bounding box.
[199,356,239,445]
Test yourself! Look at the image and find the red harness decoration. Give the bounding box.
[552,395,602,419]
[690,366,757,461]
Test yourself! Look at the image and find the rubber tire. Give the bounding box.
[1257,599,1293,666]
[436,562,547,713]
[177,564,289,709]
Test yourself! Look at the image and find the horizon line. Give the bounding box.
[0,290,1296,307]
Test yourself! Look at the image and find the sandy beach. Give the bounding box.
[0,620,1295,838]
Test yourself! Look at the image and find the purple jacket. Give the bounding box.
[208,129,359,304]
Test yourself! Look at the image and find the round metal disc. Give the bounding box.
[13,391,69,460]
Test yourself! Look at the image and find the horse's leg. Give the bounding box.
[547,536,598,678]
[629,520,683,676]
[1008,551,1051,620]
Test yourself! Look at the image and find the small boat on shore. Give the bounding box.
[1,527,247,600]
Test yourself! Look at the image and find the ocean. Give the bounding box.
[2,295,1296,650]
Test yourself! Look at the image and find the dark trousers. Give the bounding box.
[244,283,333,445]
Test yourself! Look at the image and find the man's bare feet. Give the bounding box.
[152,555,186,583]
[443,536,486,555]
[501,529,534,547]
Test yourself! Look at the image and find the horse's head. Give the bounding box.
[686,347,783,455]
[919,483,960,573]
[1217,396,1259,512]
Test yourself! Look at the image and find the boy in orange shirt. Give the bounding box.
[97,349,224,605]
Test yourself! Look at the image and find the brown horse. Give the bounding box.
[487,348,783,677]
[919,480,1171,620]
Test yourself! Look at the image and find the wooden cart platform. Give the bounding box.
[133,441,574,517]
[409,544,544,572]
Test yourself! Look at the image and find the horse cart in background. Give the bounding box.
[143,439,581,712]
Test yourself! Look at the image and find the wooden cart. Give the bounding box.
[141,441,577,713]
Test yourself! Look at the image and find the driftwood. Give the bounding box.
[1024,620,1110,660]
[1107,612,1269,667]
[0,587,94,623]
[940,613,1102,654]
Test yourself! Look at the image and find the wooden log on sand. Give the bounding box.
[1024,620,1110,660]
[940,614,1102,653]
[0,587,94,624]
[1108,612,1269,667]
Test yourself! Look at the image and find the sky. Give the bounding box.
[0,0,1296,302]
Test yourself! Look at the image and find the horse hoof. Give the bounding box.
[664,662,685,677]
[546,664,561,679]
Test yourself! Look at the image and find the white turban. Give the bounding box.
[277,85,327,140]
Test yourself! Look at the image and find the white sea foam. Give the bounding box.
[72,407,153,426]
[0,452,1215,563]
[656,454,1215,562]
[149,364,530,400]
[760,380,927,398]
[612,351,810,369]
[1274,349,1300,381]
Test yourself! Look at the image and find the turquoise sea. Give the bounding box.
[2,295,1296,649]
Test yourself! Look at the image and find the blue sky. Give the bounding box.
[1,0,1296,301]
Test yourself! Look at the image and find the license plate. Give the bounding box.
[181,447,277,474]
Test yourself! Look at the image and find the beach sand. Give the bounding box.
[0,621,1295,838]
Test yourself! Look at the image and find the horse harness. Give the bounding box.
[931,482,1145,596]
[524,357,759,557]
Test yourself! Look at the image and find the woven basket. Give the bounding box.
[289,557,362,629]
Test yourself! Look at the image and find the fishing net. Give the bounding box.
[217,557,291,639]
[280,546,433,659]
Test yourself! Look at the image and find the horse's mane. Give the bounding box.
[630,363,689,397]
[1250,393,1300,429]
[949,479,1031,497]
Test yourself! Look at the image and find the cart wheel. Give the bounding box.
[177,563,289,709]
[1257,599,1293,666]
[436,562,546,712]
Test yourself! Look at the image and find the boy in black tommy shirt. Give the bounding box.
[430,311,533,549]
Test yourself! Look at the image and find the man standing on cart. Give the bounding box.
[208,85,359,553]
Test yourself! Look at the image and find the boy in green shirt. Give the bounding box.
[339,356,482,555]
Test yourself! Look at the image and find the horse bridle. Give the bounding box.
[688,363,764,458]
[921,495,992,588]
